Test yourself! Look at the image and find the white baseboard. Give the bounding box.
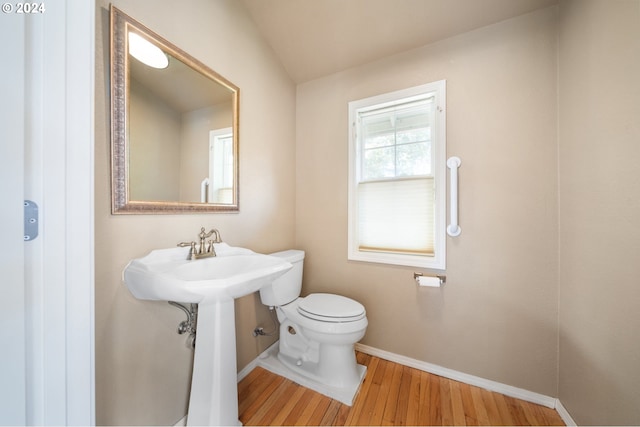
[355,343,558,409]
[176,342,576,427]
[238,355,260,382]
[555,399,577,426]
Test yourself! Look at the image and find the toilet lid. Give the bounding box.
[297,293,366,322]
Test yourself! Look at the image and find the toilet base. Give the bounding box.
[256,342,366,406]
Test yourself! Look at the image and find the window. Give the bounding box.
[209,128,234,204]
[348,81,446,269]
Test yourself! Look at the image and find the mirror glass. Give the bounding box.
[110,6,239,213]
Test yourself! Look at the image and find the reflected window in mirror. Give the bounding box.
[208,128,234,204]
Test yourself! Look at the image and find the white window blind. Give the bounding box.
[358,178,435,255]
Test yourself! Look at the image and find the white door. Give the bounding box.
[0,14,27,425]
[0,3,95,424]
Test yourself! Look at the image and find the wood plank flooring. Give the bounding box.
[238,352,565,426]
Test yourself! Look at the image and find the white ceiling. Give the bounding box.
[240,0,558,83]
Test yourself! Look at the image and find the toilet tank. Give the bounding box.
[259,250,305,307]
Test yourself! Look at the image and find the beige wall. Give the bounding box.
[558,0,640,424]
[94,1,640,425]
[129,80,181,201]
[94,0,296,424]
[296,7,559,397]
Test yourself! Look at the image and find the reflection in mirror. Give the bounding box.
[208,128,234,203]
[110,6,239,213]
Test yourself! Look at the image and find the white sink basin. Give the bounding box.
[123,243,292,302]
[122,243,292,426]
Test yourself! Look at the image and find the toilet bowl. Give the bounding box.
[258,250,368,404]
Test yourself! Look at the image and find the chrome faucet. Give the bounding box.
[178,227,222,260]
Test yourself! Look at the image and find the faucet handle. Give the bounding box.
[206,240,217,256]
[177,241,197,260]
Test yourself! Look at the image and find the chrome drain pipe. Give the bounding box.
[168,301,198,349]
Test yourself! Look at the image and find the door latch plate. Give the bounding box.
[24,200,38,241]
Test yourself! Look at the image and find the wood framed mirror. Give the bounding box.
[110,6,239,214]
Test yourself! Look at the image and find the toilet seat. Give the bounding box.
[297,293,366,323]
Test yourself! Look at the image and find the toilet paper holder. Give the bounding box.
[413,272,446,286]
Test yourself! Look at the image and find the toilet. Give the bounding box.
[258,250,368,404]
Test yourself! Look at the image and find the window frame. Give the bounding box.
[348,80,447,270]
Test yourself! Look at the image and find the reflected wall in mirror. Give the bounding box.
[110,6,239,213]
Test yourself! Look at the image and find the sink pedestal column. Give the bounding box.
[187,297,241,426]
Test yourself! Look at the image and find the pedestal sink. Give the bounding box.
[123,243,292,426]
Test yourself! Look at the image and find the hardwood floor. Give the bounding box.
[238,352,565,426]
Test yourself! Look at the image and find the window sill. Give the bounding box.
[348,250,445,270]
